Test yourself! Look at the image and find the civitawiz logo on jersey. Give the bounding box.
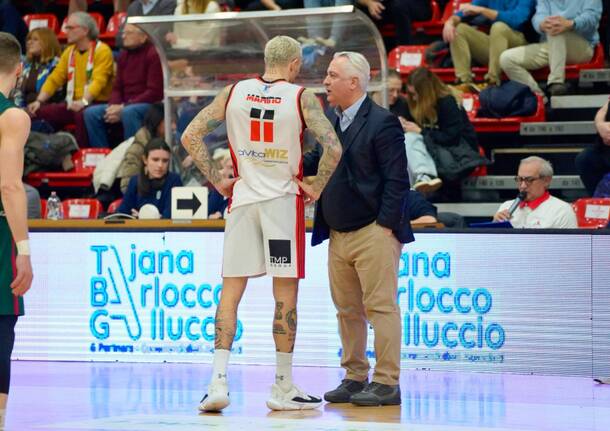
[269,239,291,267]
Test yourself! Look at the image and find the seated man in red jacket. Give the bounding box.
[84,24,163,148]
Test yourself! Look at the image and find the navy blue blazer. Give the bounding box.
[303,97,414,246]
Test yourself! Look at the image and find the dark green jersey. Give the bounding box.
[0,91,24,315]
[0,91,17,214]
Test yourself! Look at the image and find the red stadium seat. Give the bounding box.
[572,198,610,229]
[532,43,605,81]
[469,146,488,177]
[381,0,443,37]
[59,12,106,42]
[462,93,546,133]
[100,12,127,47]
[412,0,448,36]
[62,198,102,219]
[390,43,606,84]
[388,45,427,74]
[107,198,123,214]
[26,148,111,189]
[23,14,60,33]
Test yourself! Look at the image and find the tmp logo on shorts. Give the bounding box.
[269,239,291,266]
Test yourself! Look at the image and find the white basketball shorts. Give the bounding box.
[222,194,305,278]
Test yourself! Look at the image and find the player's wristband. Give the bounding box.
[16,240,30,256]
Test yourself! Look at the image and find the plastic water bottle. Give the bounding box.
[46,191,63,220]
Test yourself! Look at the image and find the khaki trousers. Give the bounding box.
[451,21,527,84]
[328,222,403,386]
[499,31,594,95]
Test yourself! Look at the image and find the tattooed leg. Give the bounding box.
[272,278,299,353]
[215,277,248,350]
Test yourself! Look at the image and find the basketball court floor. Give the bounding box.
[4,361,610,430]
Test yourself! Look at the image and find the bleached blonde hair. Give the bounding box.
[264,35,301,68]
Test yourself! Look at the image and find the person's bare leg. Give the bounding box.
[199,276,247,412]
[266,277,322,410]
[272,277,298,389]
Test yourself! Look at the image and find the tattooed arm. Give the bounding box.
[181,85,236,196]
[296,89,342,203]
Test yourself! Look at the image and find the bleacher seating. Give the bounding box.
[413,0,459,36]
[26,148,111,189]
[23,14,59,33]
[381,0,444,39]
[389,43,606,83]
[572,198,610,228]
[461,93,546,133]
[62,198,102,219]
[99,12,127,47]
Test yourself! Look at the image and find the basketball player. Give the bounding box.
[182,35,342,411]
[0,32,34,428]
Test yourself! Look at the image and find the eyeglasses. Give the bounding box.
[63,25,82,31]
[514,176,544,185]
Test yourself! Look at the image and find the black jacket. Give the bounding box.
[303,97,414,246]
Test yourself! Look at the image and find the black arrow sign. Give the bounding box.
[177,193,201,214]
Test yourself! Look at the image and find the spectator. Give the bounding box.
[127,0,177,15]
[493,156,577,228]
[407,189,438,223]
[575,100,610,195]
[119,0,177,48]
[499,0,602,97]
[358,0,432,47]
[165,0,221,49]
[13,28,61,109]
[300,0,353,50]
[116,103,165,194]
[0,0,28,50]
[27,12,114,147]
[84,24,163,149]
[403,67,484,197]
[207,148,232,219]
[380,70,443,194]
[24,184,42,219]
[117,137,182,219]
[594,173,610,197]
[442,0,535,87]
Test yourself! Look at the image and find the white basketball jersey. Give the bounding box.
[225,78,305,210]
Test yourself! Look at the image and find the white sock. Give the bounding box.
[275,351,293,391]
[211,349,230,384]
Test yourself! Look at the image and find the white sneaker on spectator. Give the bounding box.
[198,380,230,412]
[413,174,442,195]
[594,377,610,384]
[266,383,323,411]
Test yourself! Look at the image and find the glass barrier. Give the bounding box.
[128,7,388,185]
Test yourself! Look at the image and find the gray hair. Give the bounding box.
[70,12,99,39]
[520,156,554,177]
[264,36,301,68]
[333,51,370,91]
